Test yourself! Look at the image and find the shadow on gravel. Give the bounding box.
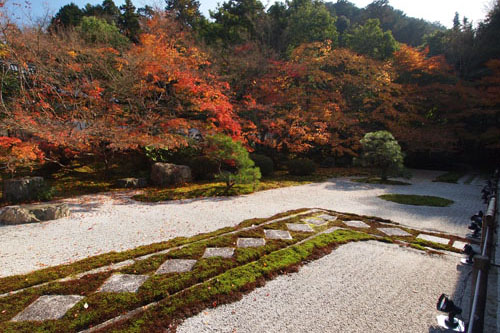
[324,179,387,192]
[428,253,473,332]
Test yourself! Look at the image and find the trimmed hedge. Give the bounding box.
[288,158,316,176]
[251,154,274,177]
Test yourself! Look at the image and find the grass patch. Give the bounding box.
[351,177,411,185]
[433,171,466,183]
[378,194,454,207]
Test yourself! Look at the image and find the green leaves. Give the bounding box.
[358,130,406,180]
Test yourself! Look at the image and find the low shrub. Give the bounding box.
[250,154,274,177]
[189,156,220,181]
[319,156,336,168]
[36,184,55,201]
[288,158,316,176]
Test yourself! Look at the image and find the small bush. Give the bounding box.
[320,156,336,168]
[189,156,220,181]
[250,154,274,177]
[36,184,55,202]
[288,158,316,176]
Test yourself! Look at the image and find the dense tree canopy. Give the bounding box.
[1,0,500,175]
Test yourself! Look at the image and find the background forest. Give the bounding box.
[0,0,499,180]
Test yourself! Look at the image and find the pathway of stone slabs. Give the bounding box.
[0,209,474,332]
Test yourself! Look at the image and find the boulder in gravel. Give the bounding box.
[2,177,45,203]
[116,177,148,188]
[151,163,192,186]
[0,206,39,224]
[0,203,70,225]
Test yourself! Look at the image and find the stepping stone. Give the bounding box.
[11,295,84,322]
[452,241,468,251]
[264,229,293,240]
[322,227,344,234]
[286,223,314,233]
[156,259,198,275]
[237,238,266,248]
[302,217,327,226]
[202,247,235,259]
[316,214,338,221]
[343,220,370,229]
[97,274,149,293]
[417,234,450,245]
[453,242,480,253]
[378,227,412,237]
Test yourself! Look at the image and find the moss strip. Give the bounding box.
[102,230,374,332]
[0,210,312,295]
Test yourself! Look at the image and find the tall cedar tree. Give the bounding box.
[119,0,141,42]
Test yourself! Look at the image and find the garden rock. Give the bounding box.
[116,177,148,188]
[0,203,70,225]
[2,177,45,203]
[151,163,192,186]
[0,207,39,224]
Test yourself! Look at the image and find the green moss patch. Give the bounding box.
[0,211,304,295]
[378,194,454,207]
[351,177,411,185]
[102,230,375,332]
[432,171,466,183]
[0,208,459,332]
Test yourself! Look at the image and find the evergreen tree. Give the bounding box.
[285,0,338,50]
[205,134,261,193]
[51,3,84,28]
[119,0,141,42]
[166,0,203,28]
[357,131,405,181]
[101,0,120,24]
[345,18,398,60]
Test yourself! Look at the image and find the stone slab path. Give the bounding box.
[0,169,484,277]
[97,274,148,293]
[343,220,370,228]
[417,234,450,245]
[178,241,472,333]
[11,295,84,322]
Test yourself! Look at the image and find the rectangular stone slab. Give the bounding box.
[378,227,412,237]
[264,229,293,240]
[156,259,198,274]
[302,217,327,226]
[237,238,266,248]
[286,223,314,233]
[202,247,235,259]
[322,227,344,234]
[11,295,84,321]
[343,220,370,229]
[452,241,479,253]
[452,241,468,250]
[417,234,450,245]
[316,214,337,221]
[97,274,149,293]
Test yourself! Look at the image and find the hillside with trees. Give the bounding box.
[0,0,499,180]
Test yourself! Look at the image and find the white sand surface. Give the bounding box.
[178,241,472,333]
[0,169,483,277]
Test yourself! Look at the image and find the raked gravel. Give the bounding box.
[177,241,472,333]
[0,169,484,277]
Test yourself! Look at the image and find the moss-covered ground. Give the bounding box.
[378,194,454,207]
[432,171,466,183]
[1,163,372,205]
[351,177,411,185]
[0,209,470,332]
